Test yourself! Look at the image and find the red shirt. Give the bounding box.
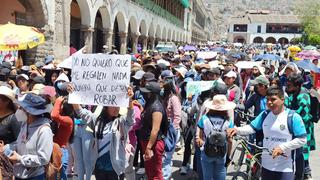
[51,98,73,147]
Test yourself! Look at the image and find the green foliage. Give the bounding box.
[295,0,320,45]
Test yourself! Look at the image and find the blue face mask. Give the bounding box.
[160,89,164,96]
[57,81,64,90]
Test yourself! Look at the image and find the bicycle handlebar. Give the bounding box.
[233,135,287,157]
[234,109,256,119]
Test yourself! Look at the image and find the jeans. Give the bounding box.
[182,129,193,166]
[16,173,45,180]
[94,169,124,180]
[125,147,136,180]
[294,148,305,180]
[194,146,203,180]
[60,148,69,180]
[72,124,96,180]
[261,167,294,180]
[162,129,180,180]
[200,151,226,180]
[140,140,165,180]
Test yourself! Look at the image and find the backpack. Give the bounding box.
[38,125,62,180]
[164,121,178,152]
[260,109,295,135]
[310,94,320,123]
[204,117,227,158]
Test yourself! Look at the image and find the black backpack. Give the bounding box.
[204,117,227,158]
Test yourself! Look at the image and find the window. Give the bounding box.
[257,25,261,33]
[233,24,247,32]
[15,12,26,25]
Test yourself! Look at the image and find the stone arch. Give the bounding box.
[253,36,264,43]
[162,27,167,41]
[278,37,289,44]
[148,22,155,37]
[128,16,138,33]
[97,6,112,29]
[233,36,246,43]
[74,0,91,26]
[17,0,47,27]
[139,19,148,36]
[155,24,162,39]
[265,37,276,44]
[114,11,127,32]
[167,29,172,41]
[172,30,176,42]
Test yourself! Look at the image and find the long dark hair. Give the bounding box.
[95,107,119,139]
[162,80,181,108]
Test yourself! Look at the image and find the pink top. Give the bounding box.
[166,95,182,129]
[128,105,142,147]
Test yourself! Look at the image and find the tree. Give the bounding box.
[294,0,320,45]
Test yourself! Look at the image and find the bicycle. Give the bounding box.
[229,135,287,180]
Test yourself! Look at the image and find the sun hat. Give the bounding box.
[132,70,145,80]
[174,66,188,78]
[250,75,269,86]
[224,70,237,78]
[140,82,161,94]
[0,86,15,102]
[35,61,45,68]
[54,73,70,83]
[17,93,52,115]
[30,84,45,95]
[204,94,236,111]
[16,74,29,81]
[1,62,12,69]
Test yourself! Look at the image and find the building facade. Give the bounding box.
[228,10,302,44]
[190,0,214,43]
[1,0,191,63]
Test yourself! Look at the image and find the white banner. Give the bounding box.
[68,54,131,107]
[186,81,216,97]
[196,51,217,59]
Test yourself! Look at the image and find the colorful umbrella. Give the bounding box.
[303,45,317,50]
[288,45,301,52]
[183,45,197,51]
[295,50,320,60]
[295,59,320,73]
[253,54,281,61]
[0,22,45,50]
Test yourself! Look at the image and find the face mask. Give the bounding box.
[160,89,164,96]
[57,82,64,90]
[15,109,28,122]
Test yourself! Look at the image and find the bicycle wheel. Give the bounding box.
[248,154,262,180]
[229,142,247,180]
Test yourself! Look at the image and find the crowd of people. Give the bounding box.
[0,43,319,180]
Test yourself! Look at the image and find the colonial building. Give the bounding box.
[227,10,302,44]
[1,0,191,63]
[191,0,214,43]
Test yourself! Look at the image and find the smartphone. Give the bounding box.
[3,144,13,157]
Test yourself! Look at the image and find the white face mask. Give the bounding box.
[15,109,28,122]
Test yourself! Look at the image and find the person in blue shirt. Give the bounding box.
[228,86,307,180]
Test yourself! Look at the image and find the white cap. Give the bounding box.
[224,71,237,78]
[16,74,29,81]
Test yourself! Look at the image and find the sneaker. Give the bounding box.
[180,166,189,175]
[304,174,313,180]
[136,168,145,175]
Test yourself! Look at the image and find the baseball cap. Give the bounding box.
[213,82,228,95]
[132,70,145,80]
[140,82,161,94]
[251,75,269,86]
[142,72,156,82]
[35,61,45,68]
[16,74,29,81]
[207,67,220,75]
[161,70,174,79]
[31,76,46,84]
[224,70,237,78]
[1,62,12,69]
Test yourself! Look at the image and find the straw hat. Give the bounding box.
[205,95,236,111]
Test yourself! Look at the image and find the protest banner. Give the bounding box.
[196,51,217,59]
[186,80,215,97]
[68,54,131,107]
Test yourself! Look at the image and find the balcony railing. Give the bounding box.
[131,0,183,27]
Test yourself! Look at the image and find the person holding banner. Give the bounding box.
[69,86,135,180]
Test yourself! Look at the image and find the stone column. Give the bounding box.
[118,31,128,54]
[103,28,113,53]
[149,37,155,50]
[141,35,148,50]
[80,26,94,53]
[131,33,139,54]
